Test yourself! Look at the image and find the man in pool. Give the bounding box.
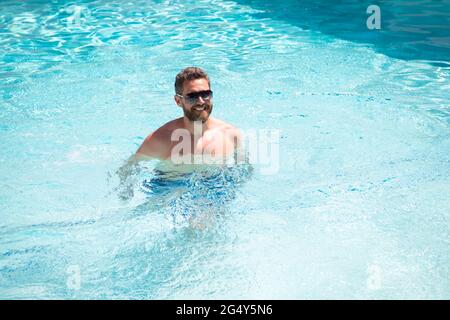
[133,66,242,164]
[116,67,244,200]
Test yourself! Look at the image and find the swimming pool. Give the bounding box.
[0,0,449,299]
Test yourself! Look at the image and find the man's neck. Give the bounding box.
[182,117,212,136]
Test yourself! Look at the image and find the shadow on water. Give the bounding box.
[234,0,450,65]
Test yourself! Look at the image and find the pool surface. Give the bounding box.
[0,0,449,299]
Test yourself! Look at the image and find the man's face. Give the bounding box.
[175,78,213,122]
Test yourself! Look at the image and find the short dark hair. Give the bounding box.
[174,67,210,94]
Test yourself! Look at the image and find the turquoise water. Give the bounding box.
[0,0,449,299]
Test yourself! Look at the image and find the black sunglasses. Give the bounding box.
[177,90,213,104]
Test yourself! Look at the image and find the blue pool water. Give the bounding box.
[1,0,449,299]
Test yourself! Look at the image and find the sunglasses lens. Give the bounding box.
[186,90,212,103]
[186,96,198,104]
[200,90,212,99]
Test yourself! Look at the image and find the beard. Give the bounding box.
[183,103,213,122]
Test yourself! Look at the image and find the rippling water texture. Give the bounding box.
[0,0,449,299]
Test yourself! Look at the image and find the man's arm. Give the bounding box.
[135,131,169,160]
[115,132,166,200]
[115,154,142,201]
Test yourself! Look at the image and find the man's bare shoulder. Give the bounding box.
[210,118,242,139]
[136,118,183,159]
[209,117,237,131]
[153,118,184,138]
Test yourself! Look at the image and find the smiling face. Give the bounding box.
[175,78,213,122]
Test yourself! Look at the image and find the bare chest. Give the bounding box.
[167,130,236,161]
